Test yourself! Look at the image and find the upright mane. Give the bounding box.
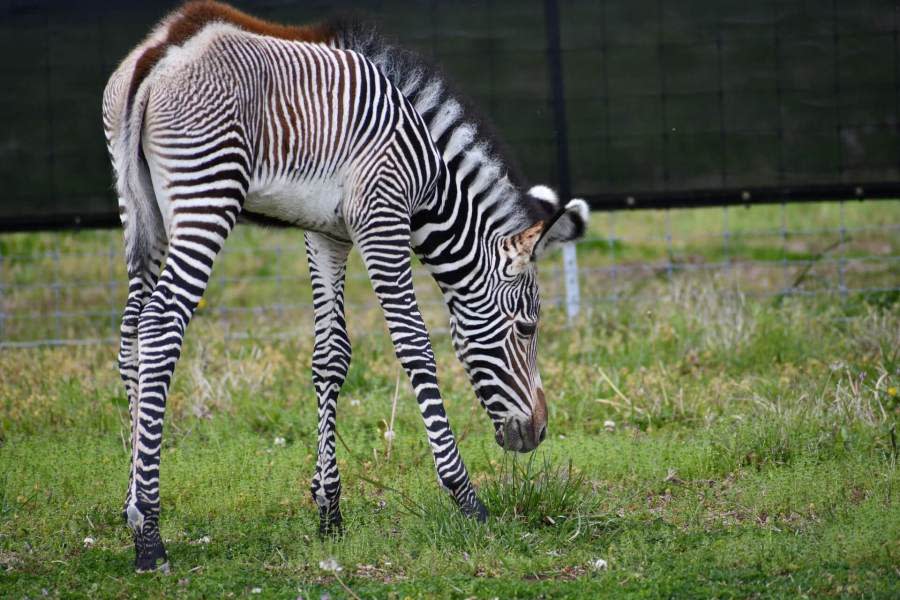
[331,20,527,184]
[328,19,557,230]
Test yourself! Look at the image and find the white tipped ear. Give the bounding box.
[526,185,559,217]
[527,185,559,205]
[533,198,589,259]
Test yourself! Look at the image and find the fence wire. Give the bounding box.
[1,200,897,350]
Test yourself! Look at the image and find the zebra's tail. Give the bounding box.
[113,84,164,275]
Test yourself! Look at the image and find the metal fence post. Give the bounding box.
[544,0,579,322]
[562,243,580,319]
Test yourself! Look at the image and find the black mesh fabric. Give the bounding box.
[1,0,897,229]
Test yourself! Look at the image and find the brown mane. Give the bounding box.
[127,0,335,107]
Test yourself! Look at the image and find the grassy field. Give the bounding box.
[1,203,899,598]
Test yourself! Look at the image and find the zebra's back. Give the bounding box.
[112,20,439,241]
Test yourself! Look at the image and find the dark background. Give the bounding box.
[1,0,898,229]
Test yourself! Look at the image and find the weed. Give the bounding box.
[482,452,593,529]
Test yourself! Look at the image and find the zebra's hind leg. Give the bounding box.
[126,168,245,572]
[117,236,166,569]
[352,213,487,522]
[305,232,354,536]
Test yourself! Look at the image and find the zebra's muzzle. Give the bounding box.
[497,414,546,453]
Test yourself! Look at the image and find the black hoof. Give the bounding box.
[460,497,488,523]
[135,556,170,574]
[133,528,168,573]
[134,544,169,574]
[318,506,344,538]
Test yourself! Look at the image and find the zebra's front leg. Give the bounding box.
[354,224,487,522]
[126,204,241,572]
[305,232,353,536]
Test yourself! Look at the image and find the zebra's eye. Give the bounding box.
[515,321,537,337]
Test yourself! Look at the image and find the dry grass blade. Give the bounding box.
[385,370,400,461]
[596,366,641,416]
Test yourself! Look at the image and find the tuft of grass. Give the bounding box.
[481,452,593,532]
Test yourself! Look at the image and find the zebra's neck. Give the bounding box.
[409,151,521,292]
[407,84,532,292]
[334,28,534,291]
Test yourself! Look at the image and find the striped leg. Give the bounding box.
[353,215,487,521]
[305,232,353,536]
[118,235,166,535]
[126,197,243,572]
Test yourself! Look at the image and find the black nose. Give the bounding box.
[536,422,547,443]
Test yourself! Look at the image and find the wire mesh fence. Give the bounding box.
[2,200,897,349]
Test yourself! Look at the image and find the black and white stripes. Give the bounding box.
[334,22,590,448]
[102,1,587,572]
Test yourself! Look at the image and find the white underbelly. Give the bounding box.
[244,176,348,235]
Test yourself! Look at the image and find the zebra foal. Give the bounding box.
[103,1,588,572]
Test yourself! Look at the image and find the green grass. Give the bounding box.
[2,203,900,598]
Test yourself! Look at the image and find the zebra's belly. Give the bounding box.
[244,177,348,236]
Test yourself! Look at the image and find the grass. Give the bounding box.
[1,202,900,598]
[2,200,899,344]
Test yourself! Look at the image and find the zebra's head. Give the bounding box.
[448,185,589,453]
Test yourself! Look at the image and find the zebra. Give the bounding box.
[103,1,588,572]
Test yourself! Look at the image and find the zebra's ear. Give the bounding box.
[500,198,589,276]
[526,184,559,214]
[532,198,589,260]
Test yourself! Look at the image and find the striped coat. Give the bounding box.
[102,1,587,572]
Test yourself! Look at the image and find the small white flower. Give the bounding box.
[383,429,395,442]
[274,437,286,446]
[251,587,262,594]
[83,537,95,548]
[198,535,210,544]
[590,558,608,570]
[604,420,616,432]
[349,398,361,407]
[319,557,342,573]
